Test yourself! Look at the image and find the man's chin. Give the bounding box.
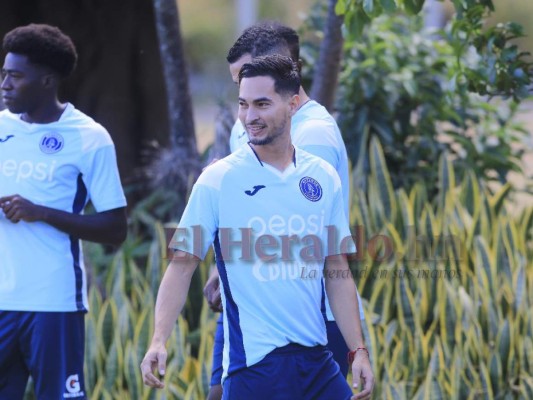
[4,104,22,114]
[249,138,273,146]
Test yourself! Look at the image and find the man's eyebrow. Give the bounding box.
[238,97,273,103]
[253,97,272,103]
[2,68,21,74]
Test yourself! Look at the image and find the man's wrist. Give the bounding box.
[347,346,369,365]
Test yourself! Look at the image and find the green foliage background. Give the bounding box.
[300,1,532,200]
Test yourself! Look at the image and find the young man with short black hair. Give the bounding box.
[0,24,127,399]
[141,55,373,400]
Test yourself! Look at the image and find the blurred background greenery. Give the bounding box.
[179,0,533,153]
[179,0,314,150]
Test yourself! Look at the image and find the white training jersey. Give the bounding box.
[229,100,364,321]
[171,145,355,381]
[0,103,126,312]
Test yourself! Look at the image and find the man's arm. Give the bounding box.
[325,253,374,400]
[0,194,127,246]
[141,250,200,388]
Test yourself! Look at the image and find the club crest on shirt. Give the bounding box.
[299,177,322,202]
[39,132,64,154]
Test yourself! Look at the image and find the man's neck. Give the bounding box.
[22,100,66,124]
[298,87,310,109]
[250,135,294,172]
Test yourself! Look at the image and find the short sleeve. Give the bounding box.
[81,145,126,212]
[170,183,219,259]
[293,120,340,169]
[327,175,356,256]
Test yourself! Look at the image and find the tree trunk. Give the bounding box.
[147,0,201,216]
[309,0,344,111]
[153,0,197,155]
[236,0,258,34]
[0,0,170,184]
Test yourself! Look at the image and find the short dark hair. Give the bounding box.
[238,54,300,97]
[226,26,261,63]
[3,24,77,78]
[252,22,300,62]
[251,30,291,60]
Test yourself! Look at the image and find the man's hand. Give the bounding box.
[203,269,222,312]
[140,342,168,389]
[0,194,43,223]
[351,350,374,400]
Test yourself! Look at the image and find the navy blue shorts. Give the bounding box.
[222,343,352,400]
[210,316,349,387]
[210,314,225,386]
[325,320,350,377]
[0,311,87,400]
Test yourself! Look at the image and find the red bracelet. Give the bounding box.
[347,347,369,365]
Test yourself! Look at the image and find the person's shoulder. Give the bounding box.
[61,104,114,149]
[197,146,250,188]
[292,100,345,150]
[297,147,336,173]
[294,100,337,128]
[231,118,245,133]
[296,100,334,123]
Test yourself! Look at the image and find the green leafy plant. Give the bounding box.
[300,2,532,197]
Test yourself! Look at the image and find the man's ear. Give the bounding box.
[42,73,58,89]
[289,94,300,116]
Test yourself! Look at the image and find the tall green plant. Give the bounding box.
[348,139,533,398]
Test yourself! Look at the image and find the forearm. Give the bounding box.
[0,194,126,245]
[40,206,127,245]
[151,252,199,346]
[325,254,365,350]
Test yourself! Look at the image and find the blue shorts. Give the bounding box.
[210,314,225,386]
[0,311,87,400]
[222,343,352,400]
[325,320,350,377]
[210,315,349,387]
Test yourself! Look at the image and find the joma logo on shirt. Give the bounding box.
[0,159,56,182]
[0,135,14,143]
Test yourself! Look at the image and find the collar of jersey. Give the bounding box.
[15,103,74,127]
[246,142,297,179]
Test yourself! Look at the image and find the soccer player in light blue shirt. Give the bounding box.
[205,23,366,400]
[0,24,127,399]
[141,55,373,400]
